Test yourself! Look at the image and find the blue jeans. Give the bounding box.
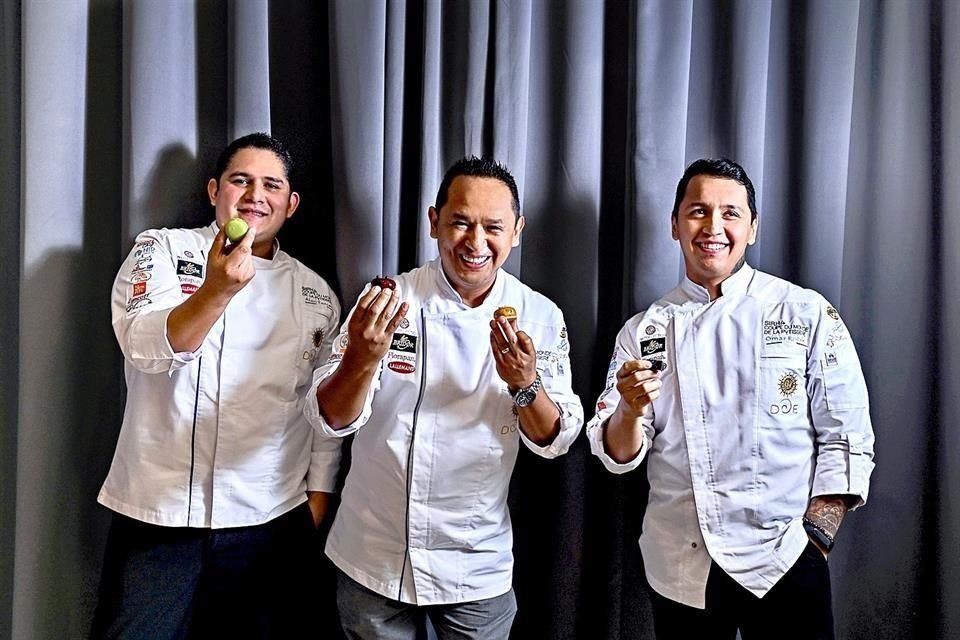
[90,504,318,639]
[336,570,517,640]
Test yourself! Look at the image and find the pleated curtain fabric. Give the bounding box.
[3,1,959,638]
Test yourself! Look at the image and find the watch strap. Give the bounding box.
[512,372,542,406]
[802,517,835,553]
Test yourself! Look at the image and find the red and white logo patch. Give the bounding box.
[387,361,415,374]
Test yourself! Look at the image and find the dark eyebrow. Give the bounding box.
[449,212,511,226]
[227,171,286,184]
[685,201,742,211]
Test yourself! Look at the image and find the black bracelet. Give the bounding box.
[802,516,834,539]
[802,517,835,553]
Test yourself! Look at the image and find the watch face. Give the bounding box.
[514,389,536,408]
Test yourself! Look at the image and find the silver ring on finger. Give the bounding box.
[500,347,510,355]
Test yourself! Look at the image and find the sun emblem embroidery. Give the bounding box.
[778,373,799,397]
[312,328,325,348]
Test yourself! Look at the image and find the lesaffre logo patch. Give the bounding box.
[640,337,666,357]
[176,260,203,278]
[390,333,417,353]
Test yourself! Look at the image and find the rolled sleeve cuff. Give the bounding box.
[519,400,584,459]
[303,366,372,438]
[586,416,646,474]
[126,308,198,374]
[811,434,874,508]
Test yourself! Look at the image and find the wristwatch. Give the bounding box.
[511,373,542,408]
[802,517,835,554]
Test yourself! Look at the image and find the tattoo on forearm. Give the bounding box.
[805,495,849,538]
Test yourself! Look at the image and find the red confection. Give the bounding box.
[370,276,396,290]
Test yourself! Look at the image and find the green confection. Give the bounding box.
[225,217,249,242]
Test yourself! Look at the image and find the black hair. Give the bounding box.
[213,132,295,188]
[435,156,521,219]
[671,158,758,222]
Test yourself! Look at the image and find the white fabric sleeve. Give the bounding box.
[303,288,382,438]
[307,287,345,490]
[806,298,875,507]
[111,232,199,375]
[586,316,654,474]
[518,307,584,459]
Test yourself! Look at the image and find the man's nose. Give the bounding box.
[466,226,486,249]
[704,212,724,234]
[245,181,265,202]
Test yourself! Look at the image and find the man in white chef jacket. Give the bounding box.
[305,157,584,639]
[92,133,342,638]
[587,158,875,640]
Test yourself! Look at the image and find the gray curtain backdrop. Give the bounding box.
[2,0,957,638]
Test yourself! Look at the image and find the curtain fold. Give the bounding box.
[939,4,960,639]
[839,2,946,637]
[125,1,199,240]
[329,0,386,297]
[229,0,271,139]
[0,2,22,637]
[18,2,103,637]
[3,1,957,637]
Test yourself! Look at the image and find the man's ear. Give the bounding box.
[671,216,679,241]
[748,217,758,245]
[207,178,219,206]
[512,216,525,247]
[286,191,301,219]
[428,207,440,239]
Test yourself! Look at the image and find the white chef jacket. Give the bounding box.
[587,265,874,608]
[98,222,342,529]
[305,259,583,605]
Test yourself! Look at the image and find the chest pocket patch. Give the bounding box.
[760,342,808,422]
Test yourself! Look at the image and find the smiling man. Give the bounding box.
[92,133,341,638]
[587,158,875,639]
[305,157,583,639]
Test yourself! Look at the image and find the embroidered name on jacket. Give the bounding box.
[301,286,334,308]
[762,320,809,346]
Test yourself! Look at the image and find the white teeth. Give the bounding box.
[700,243,727,251]
[461,255,490,265]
